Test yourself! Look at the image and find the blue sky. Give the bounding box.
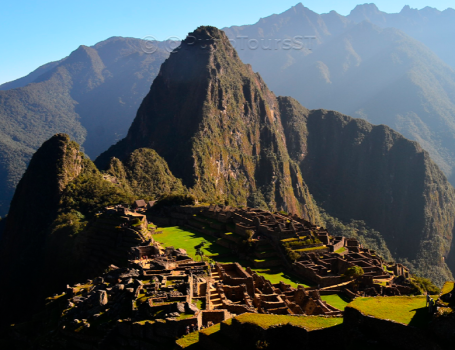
[1,0,454,85]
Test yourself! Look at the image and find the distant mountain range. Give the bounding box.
[347,3,455,68]
[0,37,171,216]
[223,3,455,186]
[2,3,455,219]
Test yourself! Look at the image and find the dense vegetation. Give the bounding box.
[321,211,393,262]
[106,148,186,201]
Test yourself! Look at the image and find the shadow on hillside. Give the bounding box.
[408,307,431,328]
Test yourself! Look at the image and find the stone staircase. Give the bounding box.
[209,271,223,309]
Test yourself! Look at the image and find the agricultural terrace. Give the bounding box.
[176,314,343,349]
[234,313,343,330]
[153,226,313,288]
[348,296,434,327]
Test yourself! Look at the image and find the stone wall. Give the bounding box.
[343,306,440,350]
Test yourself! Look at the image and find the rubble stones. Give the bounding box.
[175,248,187,256]
[113,284,125,292]
[174,302,186,313]
[119,269,140,279]
[185,302,199,314]
[98,290,108,306]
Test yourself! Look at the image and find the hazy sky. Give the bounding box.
[1,0,454,85]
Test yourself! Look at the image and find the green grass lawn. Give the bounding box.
[321,294,351,310]
[236,313,343,330]
[348,296,432,327]
[441,281,454,295]
[334,246,347,254]
[154,226,231,259]
[253,269,313,288]
[295,246,327,252]
[176,331,199,348]
[175,314,340,349]
[155,226,313,288]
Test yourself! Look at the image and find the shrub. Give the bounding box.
[412,276,440,294]
[342,266,364,279]
[154,193,197,208]
[285,247,300,262]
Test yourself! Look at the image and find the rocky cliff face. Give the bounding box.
[96,27,321,222]
[280,105,455,284]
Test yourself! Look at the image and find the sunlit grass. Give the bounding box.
[348,296,431,327]
[235,313,343,330]
[321,294,351,310]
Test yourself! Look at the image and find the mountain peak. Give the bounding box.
[400,5,416,13]
[187,25,226,41]
[176,26,237,58]
[350,3,381,14]
[96,26,320,220]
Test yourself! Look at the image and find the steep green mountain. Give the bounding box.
[223,4,455,187]
[96,26,321,222]
[97,26,455,285]
[106,148,186,199]
[280,102,455,285]
[0,134,133,326]
[0,60,63,91]
[0,37,170,217]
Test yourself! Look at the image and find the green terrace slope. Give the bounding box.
[347,296,431,327]
[176,313,343,350]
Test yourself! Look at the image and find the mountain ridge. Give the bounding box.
[223,10,455,186]
[0,37,171,216]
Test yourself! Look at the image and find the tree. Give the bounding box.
[194,242,206,261]
[343,266,364,279]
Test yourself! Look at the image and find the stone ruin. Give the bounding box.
[144,203,413,297]
[55,238,344,349]
[211,262,341,316]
